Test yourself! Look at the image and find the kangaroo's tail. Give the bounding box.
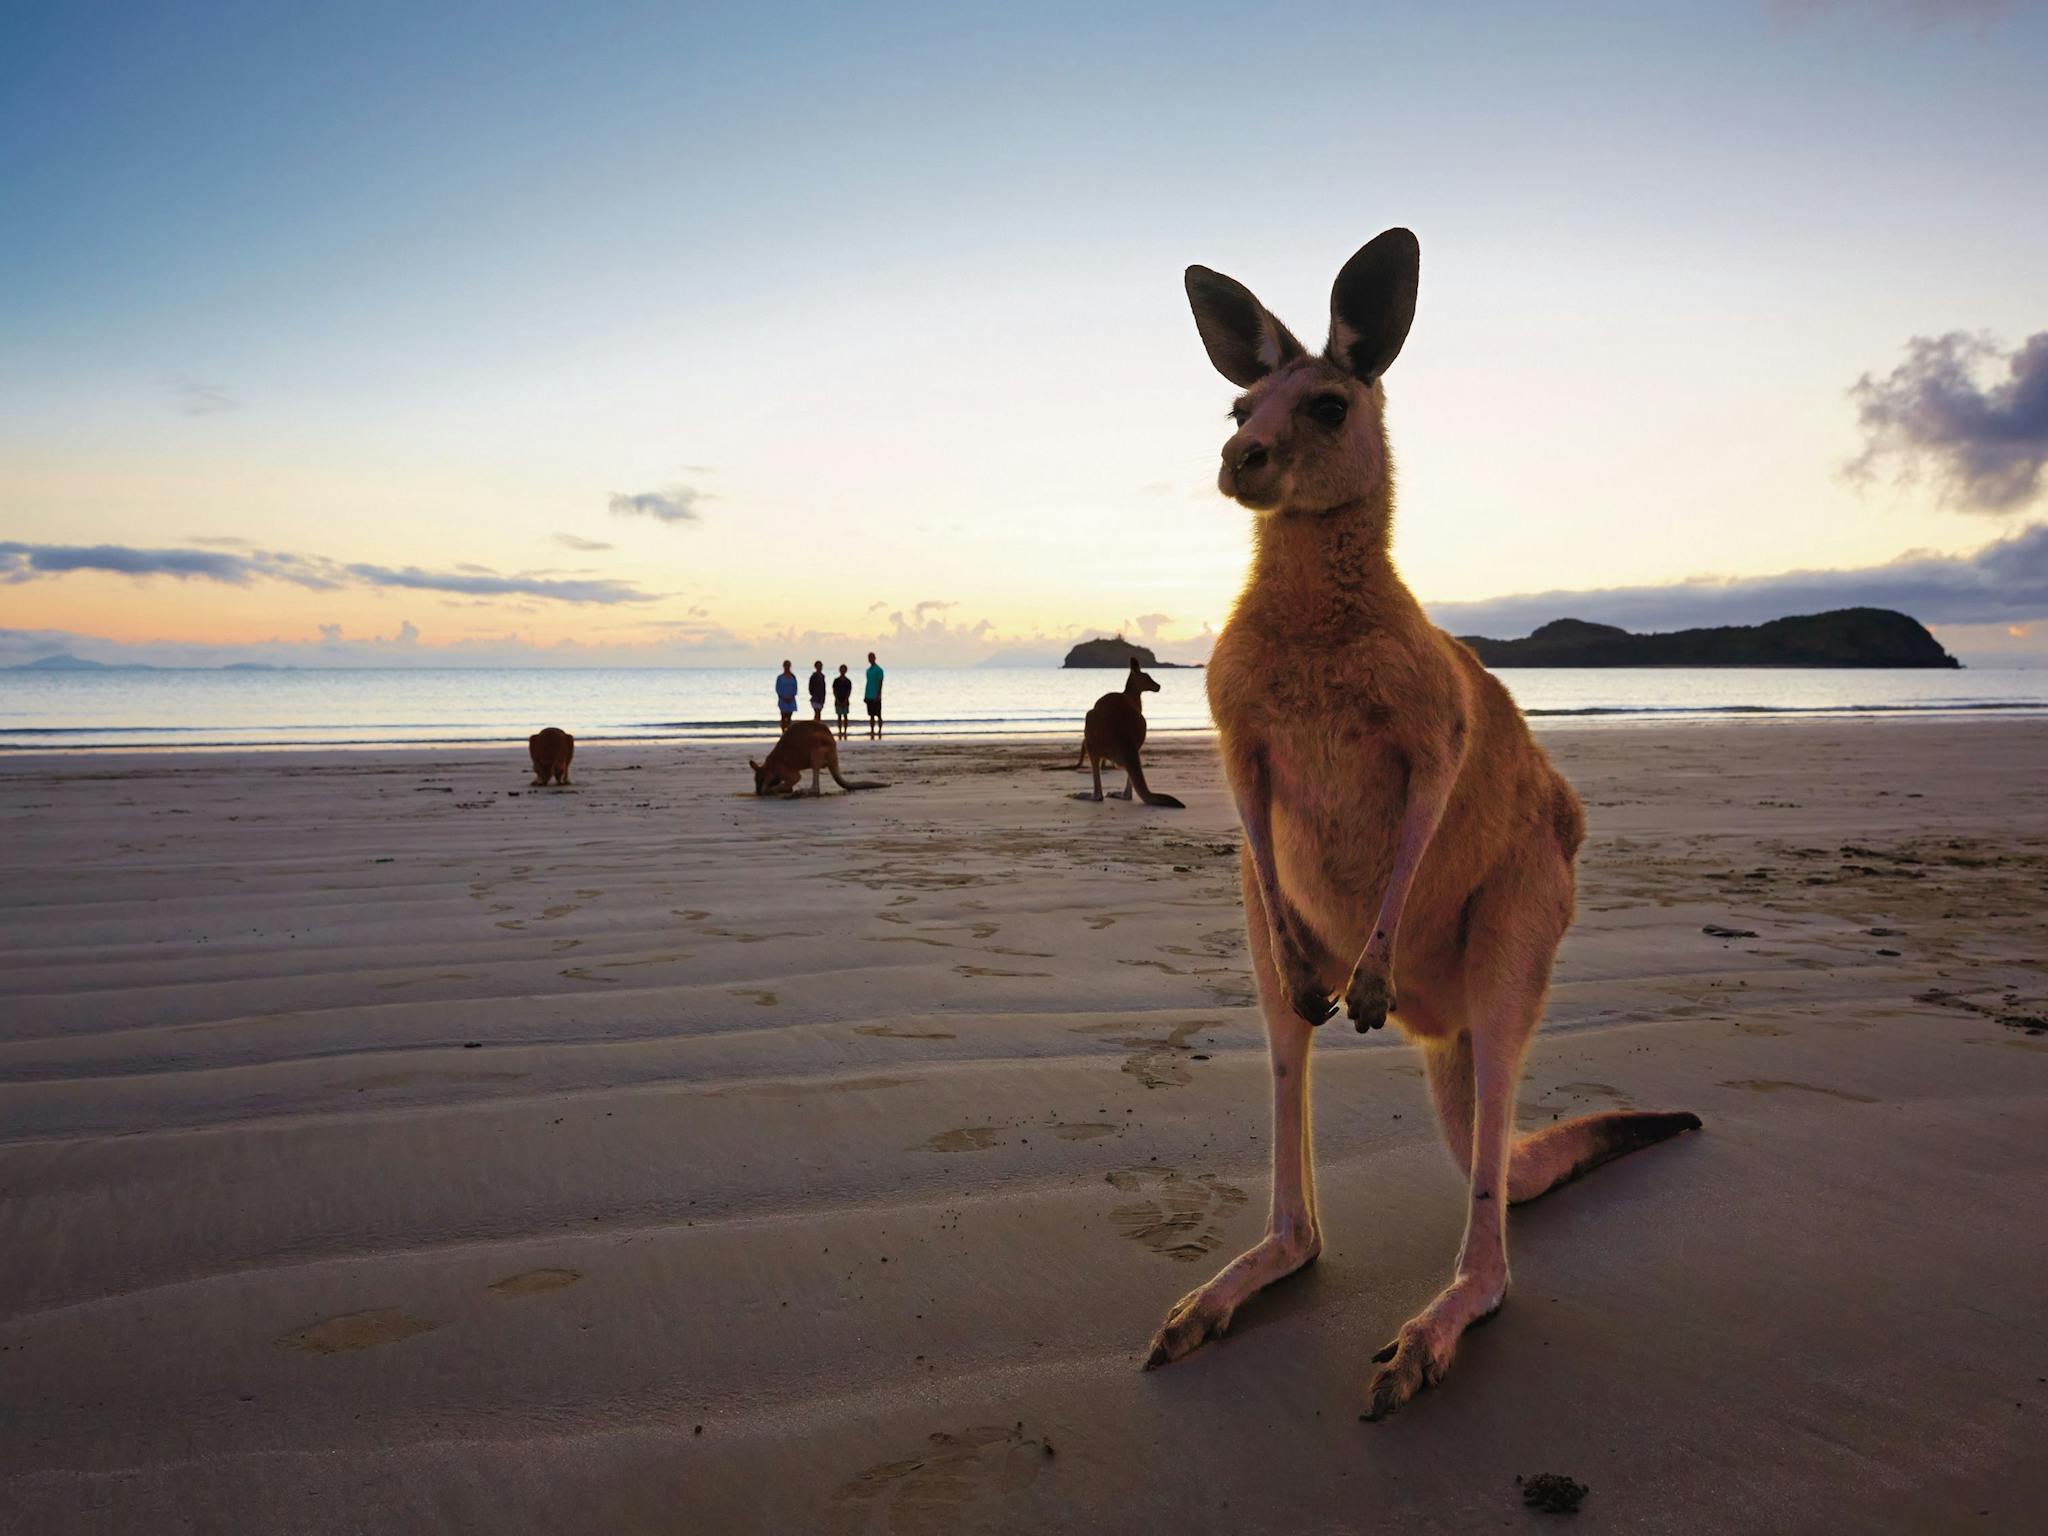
[1124,757,1184,810]
[827,767,890,792]
[1507,1110,1701,1205]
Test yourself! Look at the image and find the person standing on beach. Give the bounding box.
[832,664,854,740]
[808,661,827,721]
[863,652,885,739]
[775,660,798,731]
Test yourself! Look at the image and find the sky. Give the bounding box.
[3,0,2047,668]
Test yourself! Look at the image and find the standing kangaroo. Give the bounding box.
[1070,658,1184,808]
[1148,229,1699,1419]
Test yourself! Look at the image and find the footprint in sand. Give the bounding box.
[276,1308,437,1354]
[488,1268,581,1298]
[858,1025,957,1040]
[1070,1019,1215,1089]
[540,903,578,921]
[925,1127,1003,1152]
[1720,1078,1877,1104]
[731,989,780,1007]
[954,964,1052,979]
[1052,1122,1118,1141]
[560,966,616,983]
[831,1424,1050,1536]
[1104,1168,1247,1262]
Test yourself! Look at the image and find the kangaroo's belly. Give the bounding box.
[1263,719,1408,955]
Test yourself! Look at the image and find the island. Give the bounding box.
[1455,608,1959,669]
[1061,635,1195,669]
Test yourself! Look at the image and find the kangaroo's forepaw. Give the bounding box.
[1344,966,1396,1032]
[1145,1286,1236,1369]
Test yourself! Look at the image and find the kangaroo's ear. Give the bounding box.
[1185,266,1306,388]
[749,758,761,771]
[1326,228,1419,384]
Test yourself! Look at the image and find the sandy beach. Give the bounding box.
[2,720,2044,1534]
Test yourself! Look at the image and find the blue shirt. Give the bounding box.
[775,672,798,709]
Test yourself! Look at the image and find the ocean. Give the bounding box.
[2,665,2044,752]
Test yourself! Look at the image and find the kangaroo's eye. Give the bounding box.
[1308,395,1348,427]
[1230,400,1252,426]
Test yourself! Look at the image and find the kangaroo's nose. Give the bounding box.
[1234,441,1269,473]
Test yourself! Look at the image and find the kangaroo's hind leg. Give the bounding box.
[1073,753,1106,802]
[1362,860,1568,1420]
[1147,848,1324,1366]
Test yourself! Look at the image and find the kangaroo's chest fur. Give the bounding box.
[1207,564,1549,975]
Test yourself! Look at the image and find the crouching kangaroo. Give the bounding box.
[752,721,887,797]
[528,727,574,786]
[1070,658,1183,808]
[1146,229,1700,1419]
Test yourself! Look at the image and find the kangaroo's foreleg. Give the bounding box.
[1147,851,1320,1367]
[1233,746,1336,1023]
[1342,749,1458,1032]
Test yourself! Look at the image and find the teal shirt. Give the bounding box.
[864,663,883,700]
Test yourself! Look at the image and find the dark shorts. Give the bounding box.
[864,696,882,718]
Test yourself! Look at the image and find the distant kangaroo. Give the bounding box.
[528,727,573,786]
[1069,658,1184,808]
[751,721,887,797]
[1146,230,1700,1419]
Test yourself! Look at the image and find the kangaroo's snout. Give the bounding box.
[1220,427,1284,505]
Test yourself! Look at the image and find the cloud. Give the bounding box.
[608,485,709,524]
[1426,523,2048,637]
[166,376,242,416]
[1,542,263,584]
[0,541,657,604]
[1131,612,1172,641]
[554,533,615,552]
[1848,331,2048,512]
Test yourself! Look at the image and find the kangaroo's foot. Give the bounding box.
[1145,1228,1320,1368]
[1342,961,1396,1033]
[1072,790,1105,802]
[1361,1268,1505,1421]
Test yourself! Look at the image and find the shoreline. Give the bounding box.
[8,703,2048,758]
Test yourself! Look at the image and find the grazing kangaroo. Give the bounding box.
[1147,229,1700,1419]
[751,721,887,797]
[1069,658,1184,808]
[527,727,574,786]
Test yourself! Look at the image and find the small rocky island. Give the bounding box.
[1457,608,1959,668]
[1061,635,1194,669]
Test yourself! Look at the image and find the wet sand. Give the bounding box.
[2,721,2044,1534]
